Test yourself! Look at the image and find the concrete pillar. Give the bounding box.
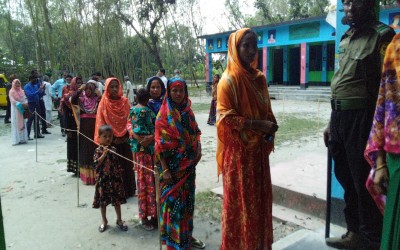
[300,43,308,89]
[205,53,212,83]
[263,47,268,78]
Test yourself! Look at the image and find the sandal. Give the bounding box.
[141,223,155,231]
[116,220,128,231]
[98,224,108,233]
[191,237,206,249]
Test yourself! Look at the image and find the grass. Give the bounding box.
[188,84,209,98]
[274,114,321,147]
[191,103,212,113]
[195,191,222,222]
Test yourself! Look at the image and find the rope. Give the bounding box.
[33,111,156,174]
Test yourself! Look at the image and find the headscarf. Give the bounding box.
[94,77,130,144]
[61,77,79,110]
[9,79,26,130]
[155,77,201,172]
[9,79,26,102]
[216,28,276,176]
[79,81,98,114]
[147,76,166,115]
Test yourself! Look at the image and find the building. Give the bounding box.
[199,6,400,88]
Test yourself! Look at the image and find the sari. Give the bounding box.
[72,82,99,184]
[364,33,400,250]
[9,79,28,145]
[155,77,201,250]
[216,28,276,250]
[62,77,79,174]
[95,77,136,198]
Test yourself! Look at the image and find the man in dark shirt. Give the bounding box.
[24,72,45,139]
[324,0,395,249]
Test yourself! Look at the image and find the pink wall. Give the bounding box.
[205,53,210,82]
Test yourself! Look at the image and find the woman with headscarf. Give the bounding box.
[71,80,101,184]
[95,77,136,198]
[155,77,205,250]
[216,28,278,250]
[207,74,220,125]
[61,76,81,175]
[9,79,28,145]
[146,76,166,117]
[364,31,400,250]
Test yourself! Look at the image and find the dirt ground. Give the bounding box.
[0,97,330,250]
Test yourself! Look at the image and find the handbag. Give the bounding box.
[23,108,33,119]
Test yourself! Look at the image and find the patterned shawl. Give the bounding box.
[155,77,201,173]
[216,28,276,177]
[365,33,400,165]
[147,76,166,115]
[94,77,131,144]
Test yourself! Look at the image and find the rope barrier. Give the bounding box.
[33,111,156,174]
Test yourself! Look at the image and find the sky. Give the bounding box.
[199,0,337,35]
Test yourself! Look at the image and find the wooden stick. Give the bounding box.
[154,166,162,250]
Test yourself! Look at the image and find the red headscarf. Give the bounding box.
[94,77,130,144]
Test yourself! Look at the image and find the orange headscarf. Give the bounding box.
[216,28,276,176]
[94,77,131,144]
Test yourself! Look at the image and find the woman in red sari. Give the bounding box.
[95,77,136,198]
[216,28,278,250]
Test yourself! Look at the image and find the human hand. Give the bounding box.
[94,89,101,96]
[79,84,86,91]
[140,135,154,147]
[162,169,173,184]
[323,126,330,147]
[258,120,278,135]
[373,167,388,195]
[194,142,202,164]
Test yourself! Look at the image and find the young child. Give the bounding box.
[92,124,128,233]
[128,88,157,231]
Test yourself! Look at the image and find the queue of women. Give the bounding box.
[8,27,400,250]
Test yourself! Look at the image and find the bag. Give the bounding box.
[23,108,33,119]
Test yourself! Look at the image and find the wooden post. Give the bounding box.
[35,108,38,162]
[154,166,162,250]
[77,129,80,207]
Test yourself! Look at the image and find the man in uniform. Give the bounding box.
[324,0,395,249]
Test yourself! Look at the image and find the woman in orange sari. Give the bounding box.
[95,77,136,198]
[216,28,278,250]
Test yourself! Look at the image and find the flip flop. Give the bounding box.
[191,237,206,249]
[98,224,108,233]
[141,223,155,231]
[116,220,128,231]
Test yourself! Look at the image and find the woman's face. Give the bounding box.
[238,32,258,67]
[150,80,162,99]
[14,81,21,89]
[109,80,120,99]
[76,78,83,88]
[170,85,185,104]
[213,75,219,82]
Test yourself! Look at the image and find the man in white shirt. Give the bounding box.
[42,75,53,126]
[91,72,103,94]
[123,76,134,105]
[157,68,168,88]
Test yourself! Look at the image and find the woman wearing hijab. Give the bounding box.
[146,76,166,116]
[365,31,400,250]
[9,79,28,145]
[155,77,205,250]
[95,77,136,198]
[207,74,220,125]
[61,76,81,175]
[71,80,101,184]
[216,28,278,250]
